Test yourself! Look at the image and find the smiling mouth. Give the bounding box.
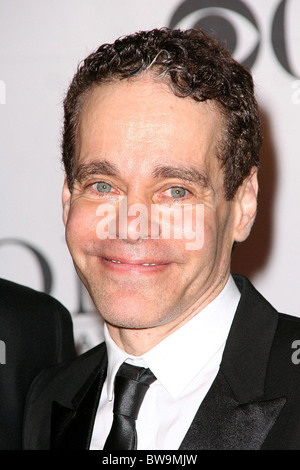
[102,257,160,266]
[99,256,173,275]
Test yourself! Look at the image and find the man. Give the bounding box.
[23,28,300,450]
[0,277,76,449]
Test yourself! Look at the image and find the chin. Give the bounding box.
[93,295,166,330]
[105,318,155,330]
[100,305,157,329]
[99,309,155,329]
[83,278,177,329]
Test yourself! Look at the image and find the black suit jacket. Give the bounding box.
[0,278,76,449]
[23,275,300,450]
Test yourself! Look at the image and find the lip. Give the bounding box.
[100,256,171,274]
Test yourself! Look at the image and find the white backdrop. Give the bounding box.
[0,0,299,352]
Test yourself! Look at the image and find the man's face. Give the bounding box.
[63,76,252,340]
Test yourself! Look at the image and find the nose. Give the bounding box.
[117,195,156,242]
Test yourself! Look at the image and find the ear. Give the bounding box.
[233,167,258,243]
[62,176,71,226]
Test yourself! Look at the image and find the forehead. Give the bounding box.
[76,76,223,174]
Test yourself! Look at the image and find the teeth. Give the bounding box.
[106,258,156,266]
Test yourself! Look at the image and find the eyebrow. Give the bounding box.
[74,160,119,183]
[152,164,210,189]
[74,159,210,189]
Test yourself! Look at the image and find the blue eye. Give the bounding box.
[170,187,187,198]
[96,182,112,193]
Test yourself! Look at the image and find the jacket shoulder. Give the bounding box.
[0,277,76,364]
[26,342,107,406]
[23,343,107,449]
[0,279,76,449]
[0,277,69,316]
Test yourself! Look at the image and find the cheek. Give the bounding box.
[65,202,99,252]
[189,206,226,268]
[159,204,205,252]
[203,203,235,263]
[161,205,218,266]
[192,205,218,254]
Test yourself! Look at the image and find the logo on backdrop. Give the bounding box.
[169,0,299,77]
[0,238,98,314]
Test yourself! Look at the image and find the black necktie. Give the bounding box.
[103,362,156,450]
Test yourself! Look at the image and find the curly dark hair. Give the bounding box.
[62,28,261,200]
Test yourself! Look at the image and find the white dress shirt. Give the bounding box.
[90,275,240,450]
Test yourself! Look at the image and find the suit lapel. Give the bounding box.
[180,371,286,450]
[181,275,286,450]
[50,359,107,449]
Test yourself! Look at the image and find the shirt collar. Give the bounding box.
[104,325,149,400]
[104,275,240,400]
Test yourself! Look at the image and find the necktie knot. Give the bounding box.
[103,362,156,450]
[113,363,156,420]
